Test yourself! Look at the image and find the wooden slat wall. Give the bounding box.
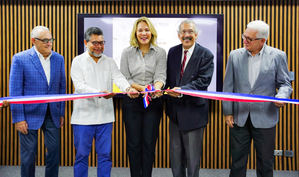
[0,0,298,170]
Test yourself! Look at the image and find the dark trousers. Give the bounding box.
[230,117,276,177]
[123,96,162,177]
[19,110,60,177]
[169,120,204,177]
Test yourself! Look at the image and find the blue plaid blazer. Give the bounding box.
[9,47,66,130]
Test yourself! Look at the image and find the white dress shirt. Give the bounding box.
[247,45,265,88]
[34,46,52,85]
[70,51,130,125]
[181,43,195,70]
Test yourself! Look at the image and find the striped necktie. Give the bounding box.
[180,50,188,79]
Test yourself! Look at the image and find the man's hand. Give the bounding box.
[131,83,146,92]
[165,87,182,98]
[1,101,9,108]
[274,102,285,108]
[151,81,164,98]
[225,115,234,128]
[150,89,163,98]
[102,91,116,99]
[126,87,139,99]
[15,121,28,134]
[60,117,64,127]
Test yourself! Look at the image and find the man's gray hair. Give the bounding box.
[247,20,269,40]
[177,19,198,34]
[31,26,50,39]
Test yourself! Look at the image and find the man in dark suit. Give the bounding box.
[165,20,214,177]
[9,26,66,177]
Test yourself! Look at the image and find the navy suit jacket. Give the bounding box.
[166,43,214,131]
[9,47,66,130]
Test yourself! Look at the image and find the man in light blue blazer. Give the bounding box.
[223,20,292,177]
[9,26,66,177]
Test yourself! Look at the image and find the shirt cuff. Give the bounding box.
[177,93,183,98]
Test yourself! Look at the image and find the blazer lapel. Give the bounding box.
[29,48,48,83]
[175,46,183,85]
[240,50,251,88]
[252,45,270,90]
[182,44,199,81]
[49,53,57,89]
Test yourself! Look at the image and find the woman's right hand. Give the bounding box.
[126,87,139,98]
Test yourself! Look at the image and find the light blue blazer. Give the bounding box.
[222,45,292,128]
[9,47,66,130]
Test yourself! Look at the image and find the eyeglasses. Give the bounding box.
[90,40,105,46]
[180,30,195,35]
[242,34,262,43]
[35,38,55,43]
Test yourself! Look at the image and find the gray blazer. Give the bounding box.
[222,45,292,128]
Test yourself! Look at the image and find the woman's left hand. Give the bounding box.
[150,90,163,99]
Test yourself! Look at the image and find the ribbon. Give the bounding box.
[143,84,154,108]
[1,89,298,107]
[0,92,110,106]
[174,89,299,105]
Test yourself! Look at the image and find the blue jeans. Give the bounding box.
[73,123,112,177]
[19,114,60,177]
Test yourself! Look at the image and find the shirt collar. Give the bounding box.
[149,44,158,51]
[182,42,196,54]
[135,44,157,52]
[84,50,105,63]
[246,44,266,57]
[33,46,52,60]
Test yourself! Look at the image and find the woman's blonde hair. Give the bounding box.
[129,16,157,47]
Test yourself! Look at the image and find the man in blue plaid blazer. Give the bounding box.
[9,26,66,177]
